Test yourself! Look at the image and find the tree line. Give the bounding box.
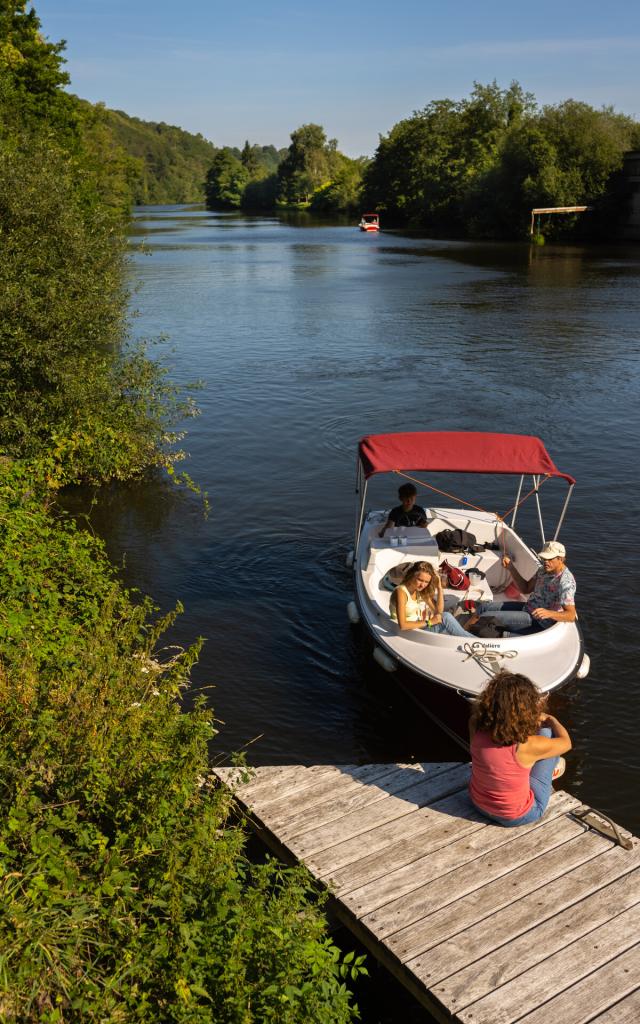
[0,2,363,1020]
[204,82,640,239]
[205,123,368,215]
[362,81,640,238]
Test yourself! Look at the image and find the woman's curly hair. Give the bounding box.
[471,670,542,745]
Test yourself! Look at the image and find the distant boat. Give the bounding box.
[358,213,380,232]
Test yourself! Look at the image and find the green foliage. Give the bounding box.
[363,80,640,238]
[0,131,196,485]
[242,172,280,210]
[277,124,333,204]
[241,139,260,177]
[0,0,78,137]
[309,156,367,214]
[0,461,363,1022]
[205,148,250,208]
[97,106,219,205]
[204,126,360,215]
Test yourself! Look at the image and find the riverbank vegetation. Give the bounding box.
[362,81,640,238]
[0,461,363,1023]
[0,3,363,1019]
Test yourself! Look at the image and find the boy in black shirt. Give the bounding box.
[379,483,428,536]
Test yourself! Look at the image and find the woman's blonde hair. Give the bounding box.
[471,670,542,746]
[401,561,439,603]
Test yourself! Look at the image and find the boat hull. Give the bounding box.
[354,509,585,706]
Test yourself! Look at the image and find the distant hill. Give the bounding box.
[79,104,288,206]
[90,105,218,204]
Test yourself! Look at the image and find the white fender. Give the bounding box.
[576,653,590,679]
[373,646,397,673]
[345,549,354,569]
[347,600,360,624]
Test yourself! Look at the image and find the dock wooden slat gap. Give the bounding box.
[213,762,639,1024]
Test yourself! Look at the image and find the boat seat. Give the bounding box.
[374,589,392,616]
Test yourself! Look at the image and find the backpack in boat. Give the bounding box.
[435,528,478,553]
[439,560,470,591]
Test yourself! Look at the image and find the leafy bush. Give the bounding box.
[0,460,362,1022]
[0,128,197,486]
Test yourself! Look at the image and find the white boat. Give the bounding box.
[358,213,380,232]
[349,431,589,703]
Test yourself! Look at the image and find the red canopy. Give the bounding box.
[358,432,575,484]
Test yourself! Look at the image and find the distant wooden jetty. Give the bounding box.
[214,762,640,1023]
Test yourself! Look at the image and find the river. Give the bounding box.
[74,205,640,840]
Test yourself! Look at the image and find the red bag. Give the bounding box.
[440,560,470,591]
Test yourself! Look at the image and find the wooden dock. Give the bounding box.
[214,762,640,1024]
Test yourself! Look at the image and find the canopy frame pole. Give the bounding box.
[510,475,524,529]
[553,483,574,541]
[354,460,367,558]
[533,475,546,544]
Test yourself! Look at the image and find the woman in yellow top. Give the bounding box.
[390,562,474,638]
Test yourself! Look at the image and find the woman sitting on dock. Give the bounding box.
[469,670,572,827]
[390,562,474,638]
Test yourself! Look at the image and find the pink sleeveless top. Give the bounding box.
[469,730,534,819]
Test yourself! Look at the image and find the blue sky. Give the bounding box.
[38,0,639,156]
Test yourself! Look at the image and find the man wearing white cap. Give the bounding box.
[473,541,576,635]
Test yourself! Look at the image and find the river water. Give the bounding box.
[78,205,640,837]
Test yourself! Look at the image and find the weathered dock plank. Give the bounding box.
[411,844,640,988]
[310,788,482,880]
[316,790,484,890]
[459,904,640,1024]
[342,792,578,917]
[292,764,471,857]
[586,983,640,1024]
[434,862,640,1014]
[267,764,459,840]
[213,762,639,1024]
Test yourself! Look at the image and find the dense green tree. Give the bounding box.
[240,138,260,177]
[310,155,366,213]
[363,81,640,238]
[0,0,76,132]
[242,171,279,209]
[277,123,332,204]
[0,3,365,1018]
[362,98,464,225]
[538,100,639,199]
[0,129,194,483]
[100,107,219,204]
[205,147,250,208]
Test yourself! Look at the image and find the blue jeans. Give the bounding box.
[477,600,554,636]
[426,611,474,638]
[475,727,559,827]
